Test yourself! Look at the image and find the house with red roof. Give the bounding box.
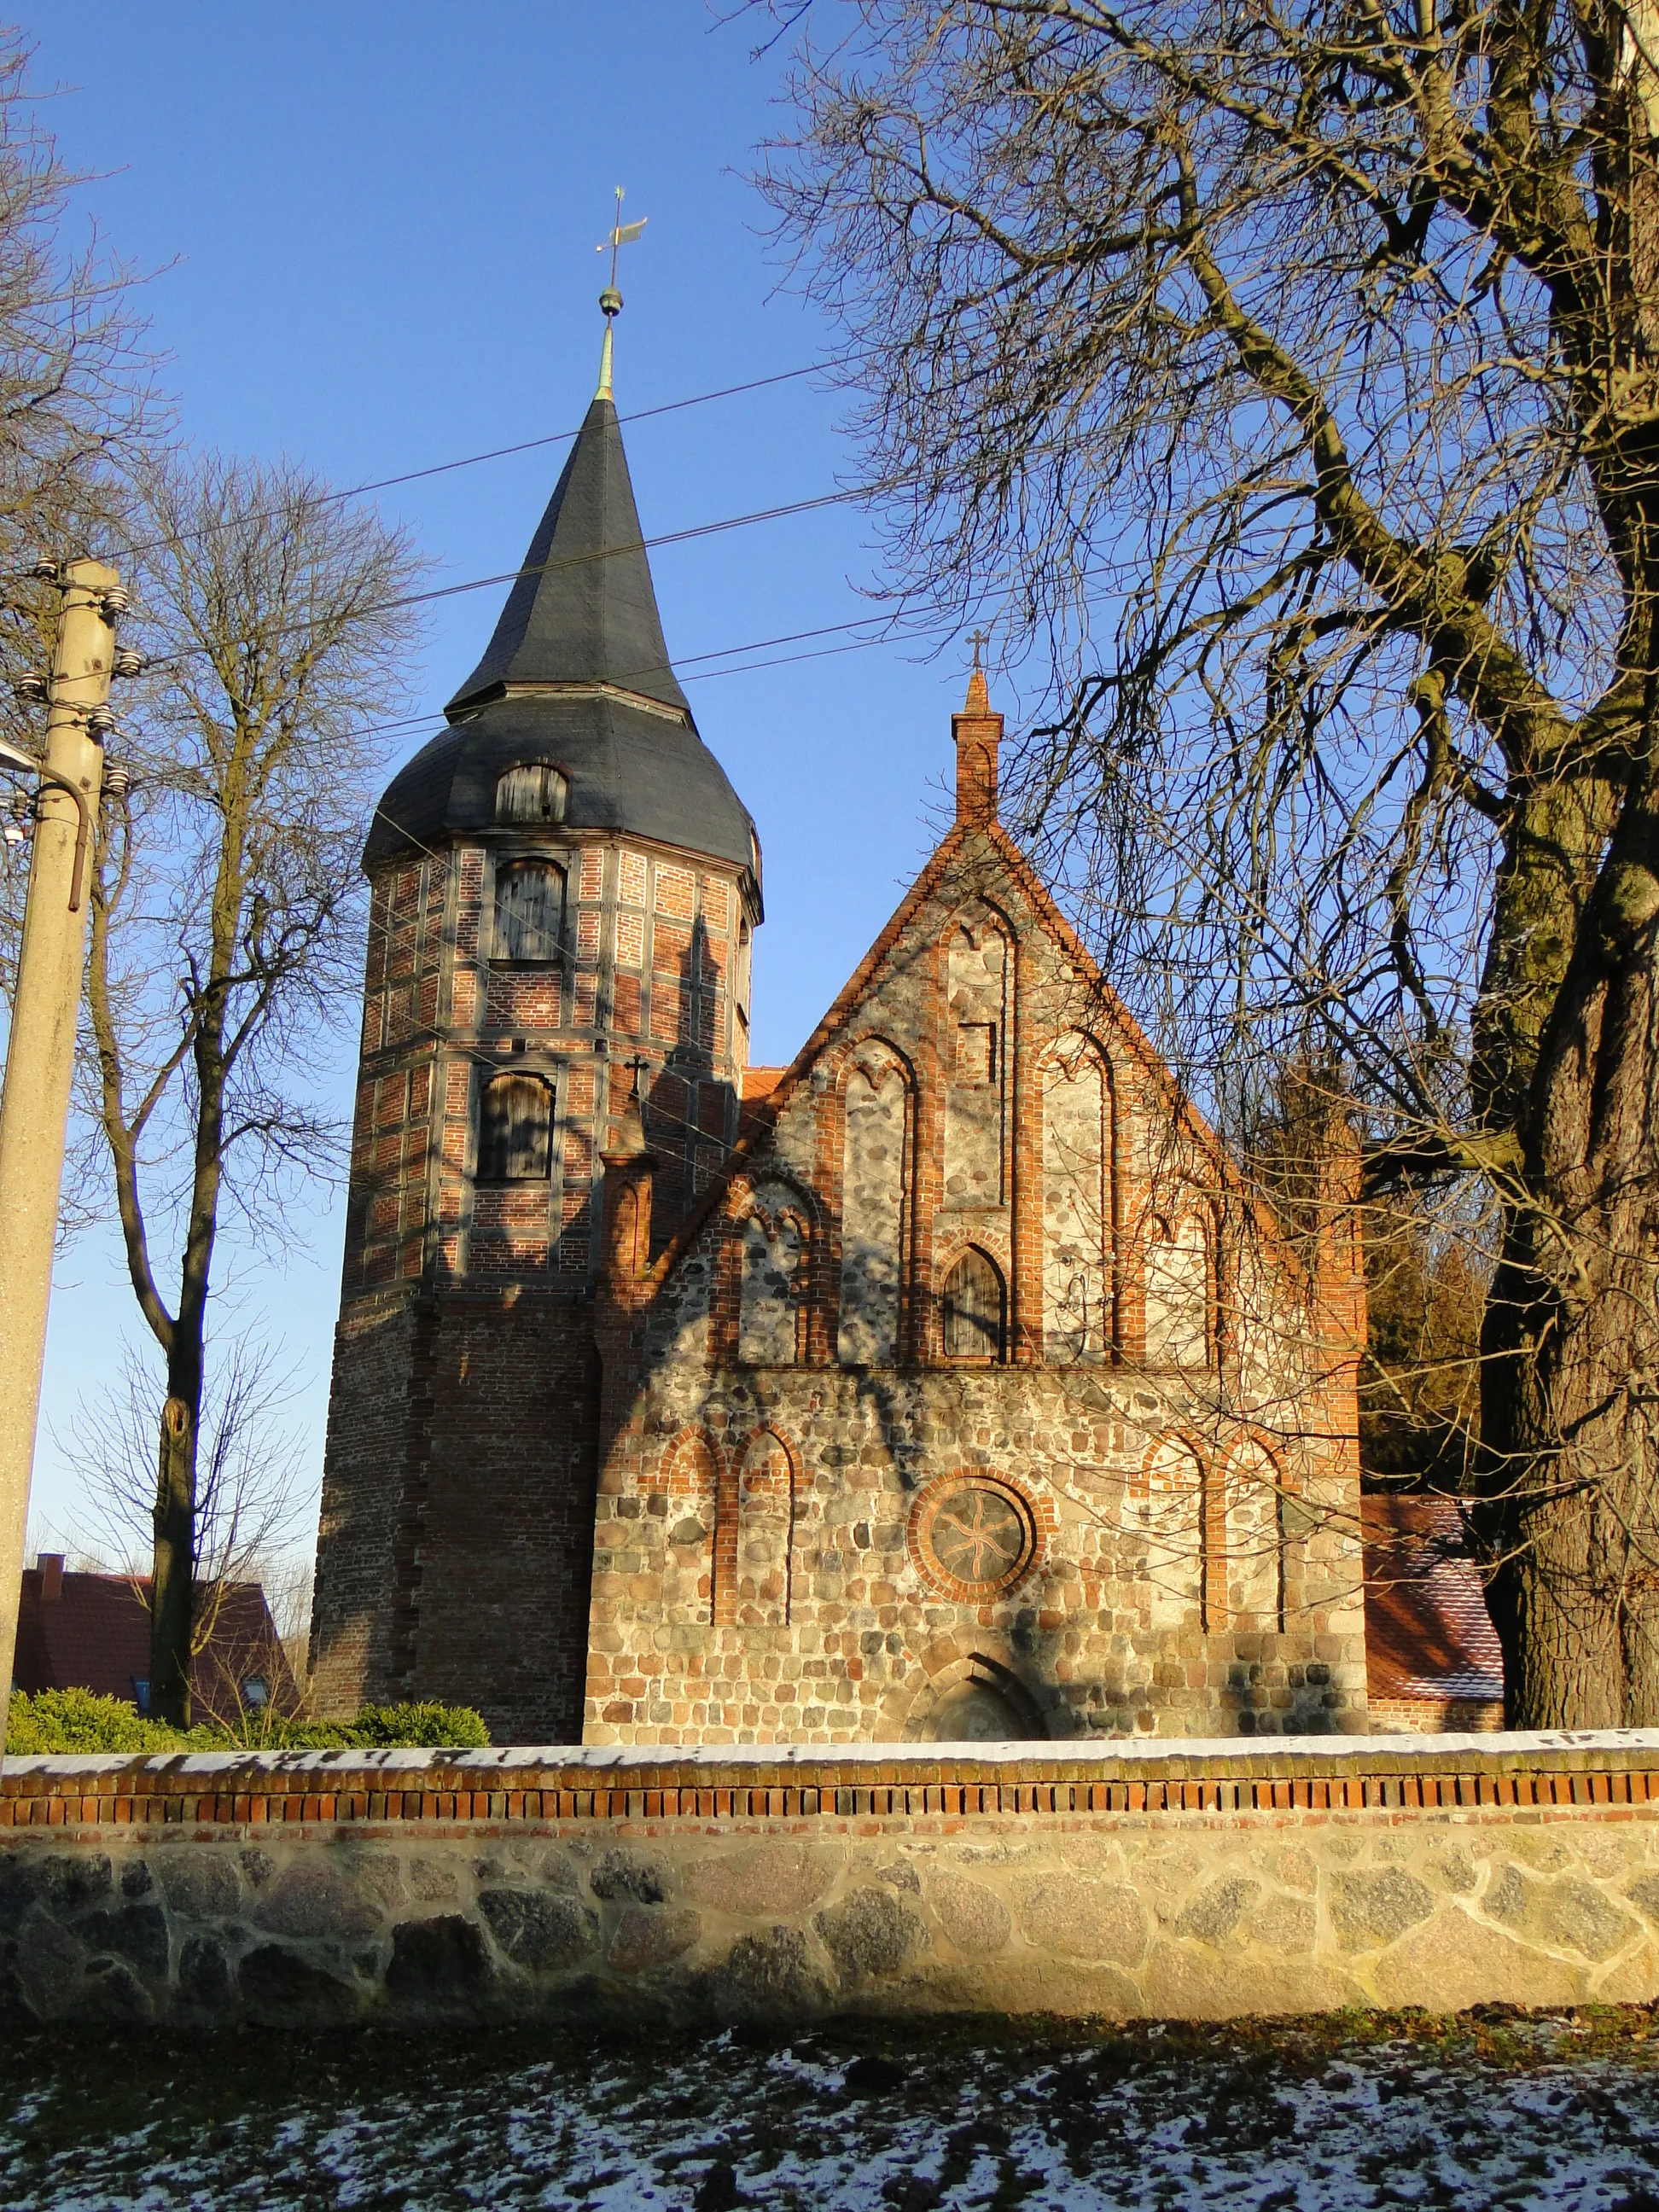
[1362,1495,1505,1732]
[13,1553,298,1724]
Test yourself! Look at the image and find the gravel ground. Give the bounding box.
[4,2010,1659,2209]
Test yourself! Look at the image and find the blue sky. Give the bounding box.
[19,5,981,1566]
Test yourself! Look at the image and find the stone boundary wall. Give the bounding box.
[5,1733,1659,2032]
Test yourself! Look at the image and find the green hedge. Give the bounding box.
[3,1688,490,1755]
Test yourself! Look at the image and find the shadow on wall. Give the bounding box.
[903,1651,1050,1742]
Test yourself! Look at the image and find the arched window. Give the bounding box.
[477,1071,552,1183]
[942,1247,1005,1361]
[493,860,564,963]
[836,1048,909,1365]
[496,762,568,824]
[1145,1209,1211,1365]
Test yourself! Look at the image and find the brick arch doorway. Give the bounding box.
[901,1652,1048,1743]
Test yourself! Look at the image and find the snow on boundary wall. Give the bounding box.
[4,1731,1659,2029]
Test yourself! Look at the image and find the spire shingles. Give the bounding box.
[446,394,690,719]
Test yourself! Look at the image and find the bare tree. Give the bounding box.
[84,453,424,1722]
[761,1,1659,1724]
[0,34,153,1054]
[56,1329,307,1663]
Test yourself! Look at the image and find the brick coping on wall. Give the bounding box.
[6,1730,1659,1831]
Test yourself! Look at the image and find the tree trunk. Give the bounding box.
[148,1361,201,1727]
[1478,801,1659,1727]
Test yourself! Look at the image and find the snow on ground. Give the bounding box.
[3,2011,1659,2209]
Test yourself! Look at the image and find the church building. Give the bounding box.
[309,320,1370,1747]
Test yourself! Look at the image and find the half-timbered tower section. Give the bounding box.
[587,673,1367,1746]
[309,364,761,1741]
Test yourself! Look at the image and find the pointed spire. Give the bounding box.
[445,388,690,719]
[952,646,1003,826]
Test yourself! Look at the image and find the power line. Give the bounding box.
[138,477,895,676]
[120,353,863,562]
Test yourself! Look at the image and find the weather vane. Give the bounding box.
[598,187,648,315]
[595,188,649,401]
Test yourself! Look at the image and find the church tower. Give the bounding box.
[309,317,761,1739]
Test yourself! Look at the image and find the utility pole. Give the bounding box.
[0,558,125,1733]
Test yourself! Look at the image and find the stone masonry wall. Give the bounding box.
[586,817,1366,1749]
[587,1367,1365,1746]
[5,1736,1659,2033]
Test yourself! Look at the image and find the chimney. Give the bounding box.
[952,666,1003,826]
[37,1551,62,1602]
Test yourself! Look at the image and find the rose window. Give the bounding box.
[912,1477,1038,1599]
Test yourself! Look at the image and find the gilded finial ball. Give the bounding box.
[599,285,623,318]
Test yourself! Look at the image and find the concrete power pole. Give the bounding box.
[0,559,123,1733]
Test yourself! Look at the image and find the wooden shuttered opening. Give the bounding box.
[496,762,568,824]
[478,1072,553,1182]
[494,862,565,962]
[943,1247,1005,1360]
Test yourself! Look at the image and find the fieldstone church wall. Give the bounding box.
[585,689,1369,1749]
[6,1737,1659,2032]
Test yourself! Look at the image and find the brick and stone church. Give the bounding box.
[309,333,1370,1748]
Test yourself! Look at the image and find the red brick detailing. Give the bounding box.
[952,672,1002,825]
[652,921,690,975]
[655,863,696,919]
[906,1469,1048,1604]
[9,1739,1659,1831]
[486,972,564,1027]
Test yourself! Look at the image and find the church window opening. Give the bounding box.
[737,1189,804,1365]
[493,860,565,963]
[943,914,1007,1206]
[911,1475,1038,1603]
[477,1070,552,1183]
[1042,1034,1110,1363]
[942,1247,1005,1361]
[1138,1436,1206,1631]
[495,761,568,824]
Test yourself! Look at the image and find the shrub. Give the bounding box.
[3,1688,188,1754]
[4,1691,490,1755]
[348,1702,492,1749]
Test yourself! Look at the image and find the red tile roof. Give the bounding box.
[1362,1494,1505,1706]
[13,1559,298,1723]
[739,1066,787,1138]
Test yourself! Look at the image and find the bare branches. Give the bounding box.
[761,3,1659,1720]
[84,453,428,1353]
[53,1330,306,1645]
[67,451,429,1722]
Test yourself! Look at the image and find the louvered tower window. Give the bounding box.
[942,1248,1005,1361]
[496,762,568,823]
[477,1072,553,1183]
[494,860,564,963]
